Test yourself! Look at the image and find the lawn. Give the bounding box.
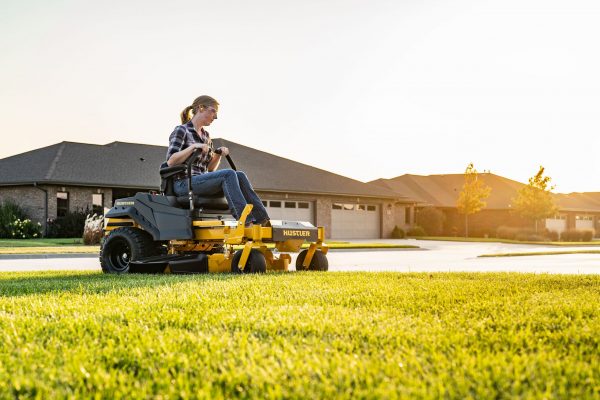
[0,272,598,399]
[415,236,600,246]
[0,239,418,255]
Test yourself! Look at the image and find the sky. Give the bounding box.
[1,0,599,193]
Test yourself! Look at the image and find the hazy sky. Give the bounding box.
[1,0,599,193]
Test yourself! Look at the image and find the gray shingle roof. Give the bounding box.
[0,140,401,199]
[371,174,600,212]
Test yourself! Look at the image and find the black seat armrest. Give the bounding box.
[160,164,186,179]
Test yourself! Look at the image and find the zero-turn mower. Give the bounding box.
[99,149,328,274]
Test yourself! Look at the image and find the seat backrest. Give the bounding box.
[159,162,186,206]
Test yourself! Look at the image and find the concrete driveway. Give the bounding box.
[0,239,598,274]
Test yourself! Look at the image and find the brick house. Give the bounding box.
[0,140,414,239]
[371,173,600,237]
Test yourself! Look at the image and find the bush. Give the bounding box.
[561,229,594,242]
[546,230,560,241]
[83,214,104,245]
[6,218,42,239]
[390,225,405,239]
[581,230,594,242]
[415,207,445,236]
[407,225,427,237]
[47,208,90,238]
[0,200,27,238]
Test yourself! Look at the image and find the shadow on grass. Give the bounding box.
[0,271,243,298]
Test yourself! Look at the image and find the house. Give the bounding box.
[371,173,600,236]
[0,140,414,239]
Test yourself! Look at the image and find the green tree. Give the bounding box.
[456,163,491,237]
[512,166,557,233]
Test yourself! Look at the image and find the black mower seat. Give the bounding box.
[174,194,229,210]
[159,163,231,212]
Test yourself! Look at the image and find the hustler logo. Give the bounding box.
[283,229,311,237]
[115,201,135,206]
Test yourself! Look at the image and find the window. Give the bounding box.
[270,201,281,208]
[57,192,69,217]
[285,202,296,208]
[367,205,376,211]
[262,200,267,207]
[576,215,593,221]
[298,202,309,209]
[357,205,366,211]
[343,204,354,211]
[92,193,104,215]
[332,203,342,210]
[405,207,411,224]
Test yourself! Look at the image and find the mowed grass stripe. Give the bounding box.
[0,272,598,399]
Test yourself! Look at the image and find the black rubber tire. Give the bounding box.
[231,249,267,274]
[99,227,159,273]
[295,250,328,271]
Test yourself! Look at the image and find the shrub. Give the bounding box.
[415,207,445,236]
[390,225,405,239]
[581,230,594,242]
[83,214,104,245]
[6,218,42,239]
[407,225,427,237]
[561,229,594,242]
[546,230,560,241]
[47,208,90,238]
[0,200,28,238]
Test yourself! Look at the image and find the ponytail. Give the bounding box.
[180,105,194,124]
[179,95,220,124]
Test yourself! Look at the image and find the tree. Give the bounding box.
[511,166,557,233]
[456,163,491,237]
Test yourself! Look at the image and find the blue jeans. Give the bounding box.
[174,170,269,223]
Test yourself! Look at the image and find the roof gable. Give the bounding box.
[0,140,400,199]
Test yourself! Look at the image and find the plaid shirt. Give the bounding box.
[166,121,214,180]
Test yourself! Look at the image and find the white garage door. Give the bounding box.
[545,217,567,234]
[575,216,594,231]
[263,200,314,224]
[331,203,380,239]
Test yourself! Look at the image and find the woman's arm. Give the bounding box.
[167,143,209,166]
[207,147,229,172]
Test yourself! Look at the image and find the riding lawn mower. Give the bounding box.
[99,148,329,274]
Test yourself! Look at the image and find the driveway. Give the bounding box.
[0,239,598,274]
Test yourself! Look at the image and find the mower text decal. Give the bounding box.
[115,201,135,206]
[283,230,311,237]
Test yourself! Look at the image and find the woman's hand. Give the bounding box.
[215,146,229,156]
[191,143,210,153]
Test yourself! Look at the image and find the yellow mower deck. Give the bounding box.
[102,203,328,273]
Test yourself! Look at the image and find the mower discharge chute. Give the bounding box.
[99,149,328,274]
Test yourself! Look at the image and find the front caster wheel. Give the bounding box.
[295,250,328,271]
[231,249,267,274]
[99,227,158,273]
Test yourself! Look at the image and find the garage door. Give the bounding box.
[331,203,380,239]
[545,217,566,234]
[575,216,594,231]
[263,200,314,224]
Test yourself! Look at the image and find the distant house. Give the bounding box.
[0,140,414,239]
[371,173,600,237]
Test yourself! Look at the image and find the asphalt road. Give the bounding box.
[0,239,598,274]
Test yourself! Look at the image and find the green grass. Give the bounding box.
[479,250,600,257]
[0,272,598,399]
[415,236,600,246]
[0,238,83,247]
[0,240,418,255]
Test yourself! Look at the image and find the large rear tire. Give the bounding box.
[231,249,266,274]
[296,250,328,271]
[99,227,159,273]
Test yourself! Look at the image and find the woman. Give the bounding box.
[166,95,270,226]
